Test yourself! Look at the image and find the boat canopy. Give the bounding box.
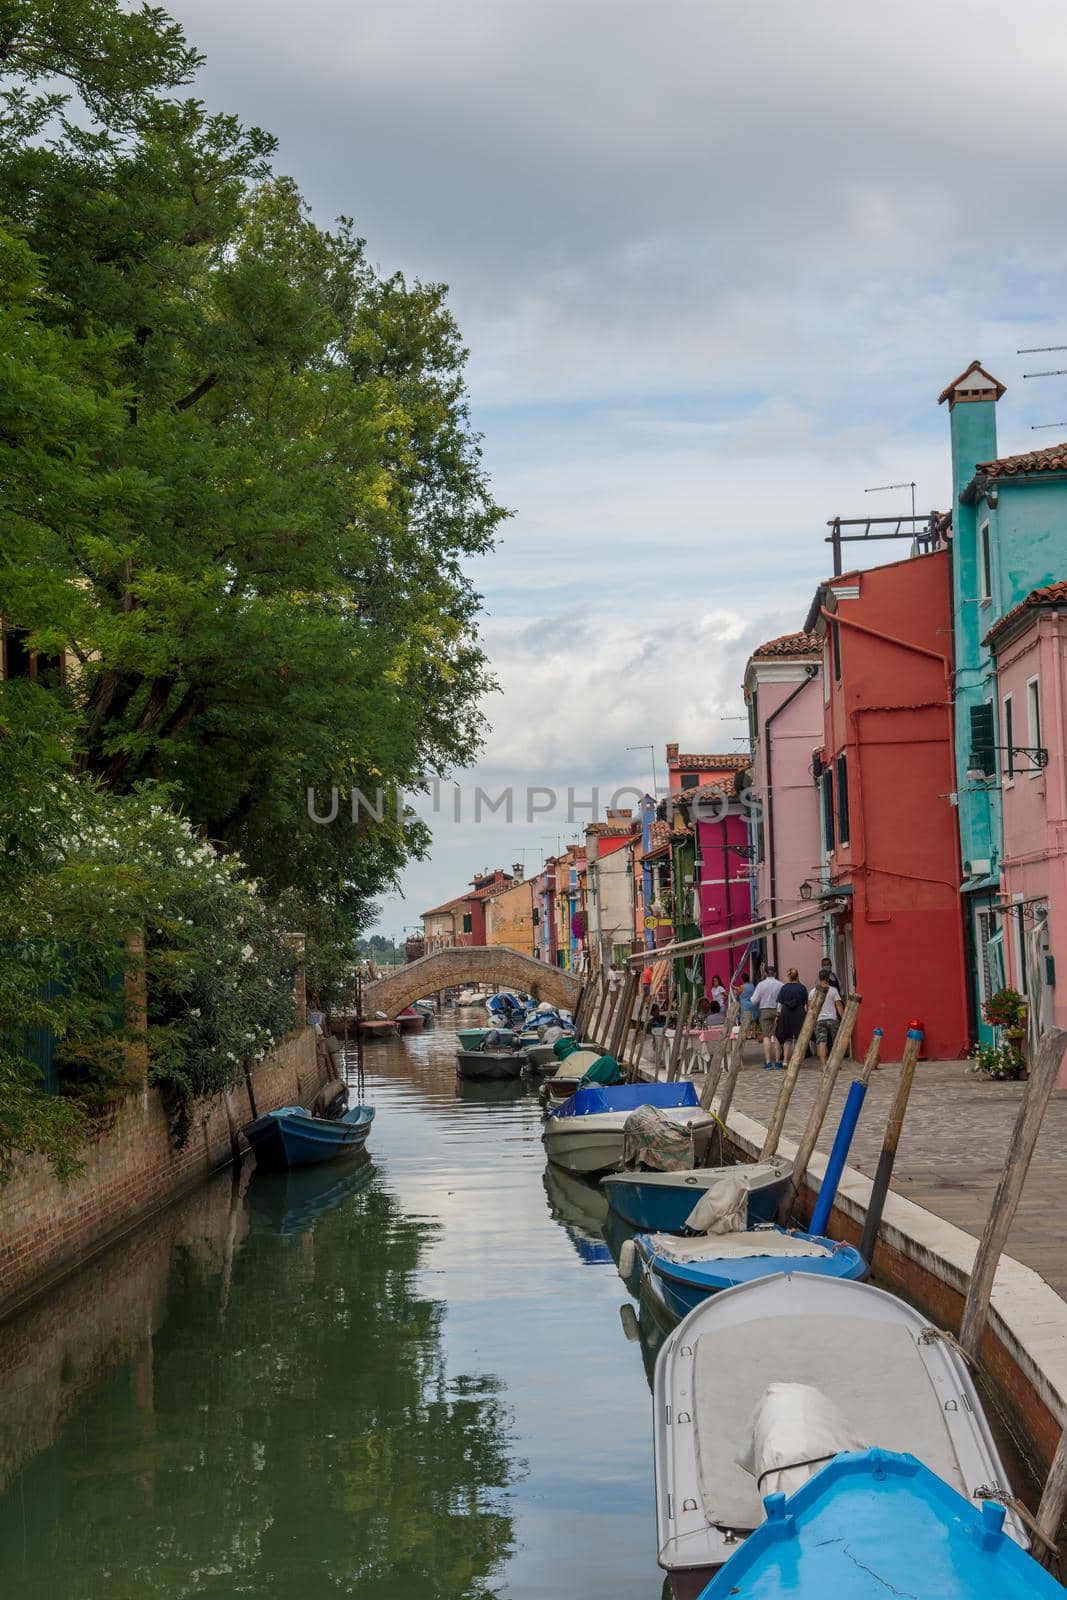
[550,1081,699,1120]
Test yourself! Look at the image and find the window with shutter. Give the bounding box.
[836,753,850,847]
[969,702,995,775]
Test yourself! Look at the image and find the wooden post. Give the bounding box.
[652,1027,666,1078]
[123,929,149,1087]
[758,983,827,1160]
[608,969,639,1062]
[627,989,652,1081]
[699,996,740,1108]
[573,978,592,1036]
[665,991,692,1082]
[713,1019,747,1126]
[1037,1425,1067,1549]
[857,1027,921,1263]
[959,1027,1067,1360]
[778,994,863,1222]
[592,978,613,1047]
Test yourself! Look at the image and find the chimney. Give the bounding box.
[666,742,679,762]
[512,861,524,880]
[938,361,1005,509]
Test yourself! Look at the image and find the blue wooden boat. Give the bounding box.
[636,1224,865,1320]
[697,1447,1053,1599]
[244,1103,374,1170]
[602,1161,791,1233]
[246,1152,374,1234]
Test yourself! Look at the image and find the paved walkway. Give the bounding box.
[679,1047,1067,1301]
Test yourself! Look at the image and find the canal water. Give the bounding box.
[0,1012,665,1599]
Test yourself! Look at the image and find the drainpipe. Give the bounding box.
[763,666,818,970]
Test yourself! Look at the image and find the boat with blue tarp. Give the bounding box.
[696,1447,1057,1600]
[542,1081,715,1175]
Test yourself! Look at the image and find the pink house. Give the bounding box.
[694,791,754,991]
[743,631,824,984]
[986,583,1067,1079]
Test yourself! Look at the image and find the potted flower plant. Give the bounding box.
[973,988,1028,1080]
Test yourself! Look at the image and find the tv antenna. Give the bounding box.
[865,479,916,521]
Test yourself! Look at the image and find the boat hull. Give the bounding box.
[244,1105,375,1171]
[602,1163,791,1233]
[359,1018,394,1038]
[455,1049,525,1081]
[395,1010,425,1032]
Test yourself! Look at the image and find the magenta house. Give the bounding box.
[743,631,824,983]
[986,582,1067,1079]
[673,780,755,991]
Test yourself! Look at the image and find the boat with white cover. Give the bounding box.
[542,1082,715,1176]
[653,1272,1024,1600]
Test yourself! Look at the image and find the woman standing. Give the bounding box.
[774,967,809,1066]
[709,973,727,1012]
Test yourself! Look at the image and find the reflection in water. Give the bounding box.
[542,1165,614,1265]
[0,1012,664,1598]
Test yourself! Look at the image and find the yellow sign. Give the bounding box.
[644,916,673,929]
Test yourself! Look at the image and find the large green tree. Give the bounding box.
[0,0,503,925]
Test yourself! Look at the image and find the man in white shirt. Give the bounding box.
[810,980,845,1062]
[749,968,784,1067]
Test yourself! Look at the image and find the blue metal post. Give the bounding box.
[809,1077,867,1237]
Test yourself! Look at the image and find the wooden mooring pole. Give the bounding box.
[777,993,863,1223]
[698,997,740,1109]
[627,989,652,1082]
[959,1026,1067,1361]
[758,983,828,1160]
[665,991,691,1082]
[856,1026,920,1264]
[608,969,639,1063]
[712,1013,747,1127]
[1037,1426,1067,1551]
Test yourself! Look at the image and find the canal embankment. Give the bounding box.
[0,1024,328,1321]
[663,1052,1067,1483]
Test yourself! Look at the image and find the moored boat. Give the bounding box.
[455,1047,526,1081]
[602,1161,791,1233]
[244,1103,375,1171]
[542,1082,715,1176]
[359,1015,395,1038]
[636,1224,867,1320]
[395,1007,426,1032]
[653,1273,1024,1599]
[697,1446,1057,1600]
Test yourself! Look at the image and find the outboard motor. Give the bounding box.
[311,1079,349,1121]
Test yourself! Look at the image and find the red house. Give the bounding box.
[805,550,969,1061]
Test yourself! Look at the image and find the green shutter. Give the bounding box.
[969,703,995,775]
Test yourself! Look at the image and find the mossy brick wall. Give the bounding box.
[0,1026,321,1318]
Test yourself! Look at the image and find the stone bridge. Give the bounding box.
[363,946,580,1016]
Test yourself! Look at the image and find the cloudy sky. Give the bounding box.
[173,0,1067,934]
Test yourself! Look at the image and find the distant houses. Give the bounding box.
[421,362,1066,1074]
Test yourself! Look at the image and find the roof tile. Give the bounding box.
[978,443,1067,479]
[750,630,821,660]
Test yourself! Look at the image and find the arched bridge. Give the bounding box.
[363,946,580,1017]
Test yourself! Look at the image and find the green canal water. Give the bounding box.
[0,1012,665,1599]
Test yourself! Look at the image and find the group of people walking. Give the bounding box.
[747,957,843,1068]
[616,955,846,1069]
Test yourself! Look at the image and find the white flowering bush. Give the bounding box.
[1,688,295,1166]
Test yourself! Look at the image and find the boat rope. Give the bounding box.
[974,1485,1060,1567]
[756,1453,837,1492]
[917,1326,976,1367]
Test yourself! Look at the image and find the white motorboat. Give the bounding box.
[542,1083,715,1176]
[653,1272,1025,1600]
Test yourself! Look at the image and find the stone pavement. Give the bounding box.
[686,1046,1067,1301]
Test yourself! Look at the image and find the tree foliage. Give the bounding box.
[0,0,502,1166]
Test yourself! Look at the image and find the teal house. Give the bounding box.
[939,362,1064,1043]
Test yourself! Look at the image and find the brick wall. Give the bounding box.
[0,1026,322,1319]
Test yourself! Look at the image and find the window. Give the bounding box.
[679,773,699,790]
[979,521,992,603]
[835,753,850,847]
[1002,694,1014,784]
[2,627,31,680]
[755,818,766,864]
[969,702,996,776]
[462,912,472,934]
[831,618,842,682]
[821,771,835,854]
[1026,676,1042,775]
[1015,905,1028,997]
